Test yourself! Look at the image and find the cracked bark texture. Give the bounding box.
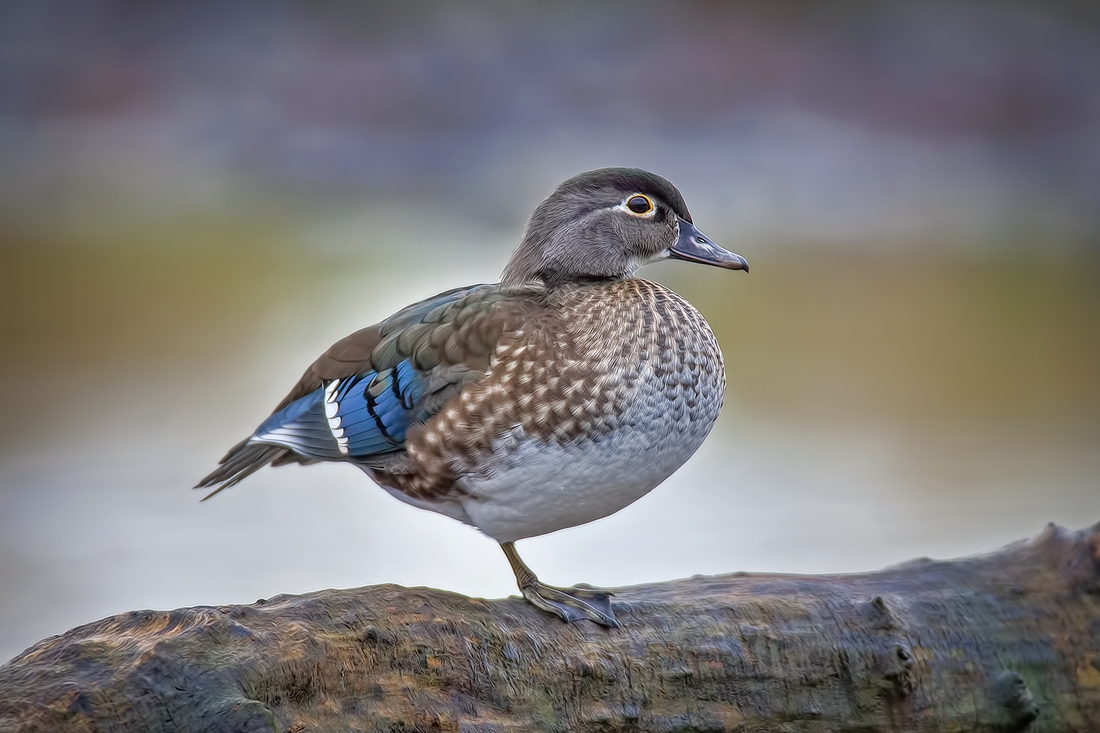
[1,522,1098,732]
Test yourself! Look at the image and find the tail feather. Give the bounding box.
[194,440,291,501]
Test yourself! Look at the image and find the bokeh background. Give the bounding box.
[2,0,1099,663]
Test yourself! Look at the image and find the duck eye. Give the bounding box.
[625,194,654,215]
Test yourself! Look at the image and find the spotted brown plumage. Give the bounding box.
[197,167,748,626]
[379,278,723,510]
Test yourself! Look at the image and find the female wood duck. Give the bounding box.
[197,168,748,627]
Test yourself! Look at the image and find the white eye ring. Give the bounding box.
[619,193,655,218]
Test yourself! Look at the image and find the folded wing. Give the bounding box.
[195,283,509,498]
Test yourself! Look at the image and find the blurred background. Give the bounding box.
[2,0,1098,663]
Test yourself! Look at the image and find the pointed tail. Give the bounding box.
[194,439,291,501]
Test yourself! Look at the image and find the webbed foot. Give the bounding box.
[501,542,619,627]
[519,580,618,627]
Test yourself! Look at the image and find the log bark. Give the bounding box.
[1,522,1099,733]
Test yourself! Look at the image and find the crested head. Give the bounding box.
[501,167,747,290]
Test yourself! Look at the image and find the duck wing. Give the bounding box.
[195,283,513,498]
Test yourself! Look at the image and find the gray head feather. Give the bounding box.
[501,168,692,290]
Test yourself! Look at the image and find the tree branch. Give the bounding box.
[2,522,1099,732]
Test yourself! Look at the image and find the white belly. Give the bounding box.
[457,385,721,543]
[378,394,721,543]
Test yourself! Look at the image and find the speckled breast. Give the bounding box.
[447,278,727,543]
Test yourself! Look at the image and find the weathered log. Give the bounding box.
[1,522,1098,732]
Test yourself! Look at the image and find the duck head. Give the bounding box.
[501,167,748,290]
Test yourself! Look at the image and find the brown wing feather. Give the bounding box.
[272,325,383,412]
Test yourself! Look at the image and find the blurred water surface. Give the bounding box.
[2,0,1099,663]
